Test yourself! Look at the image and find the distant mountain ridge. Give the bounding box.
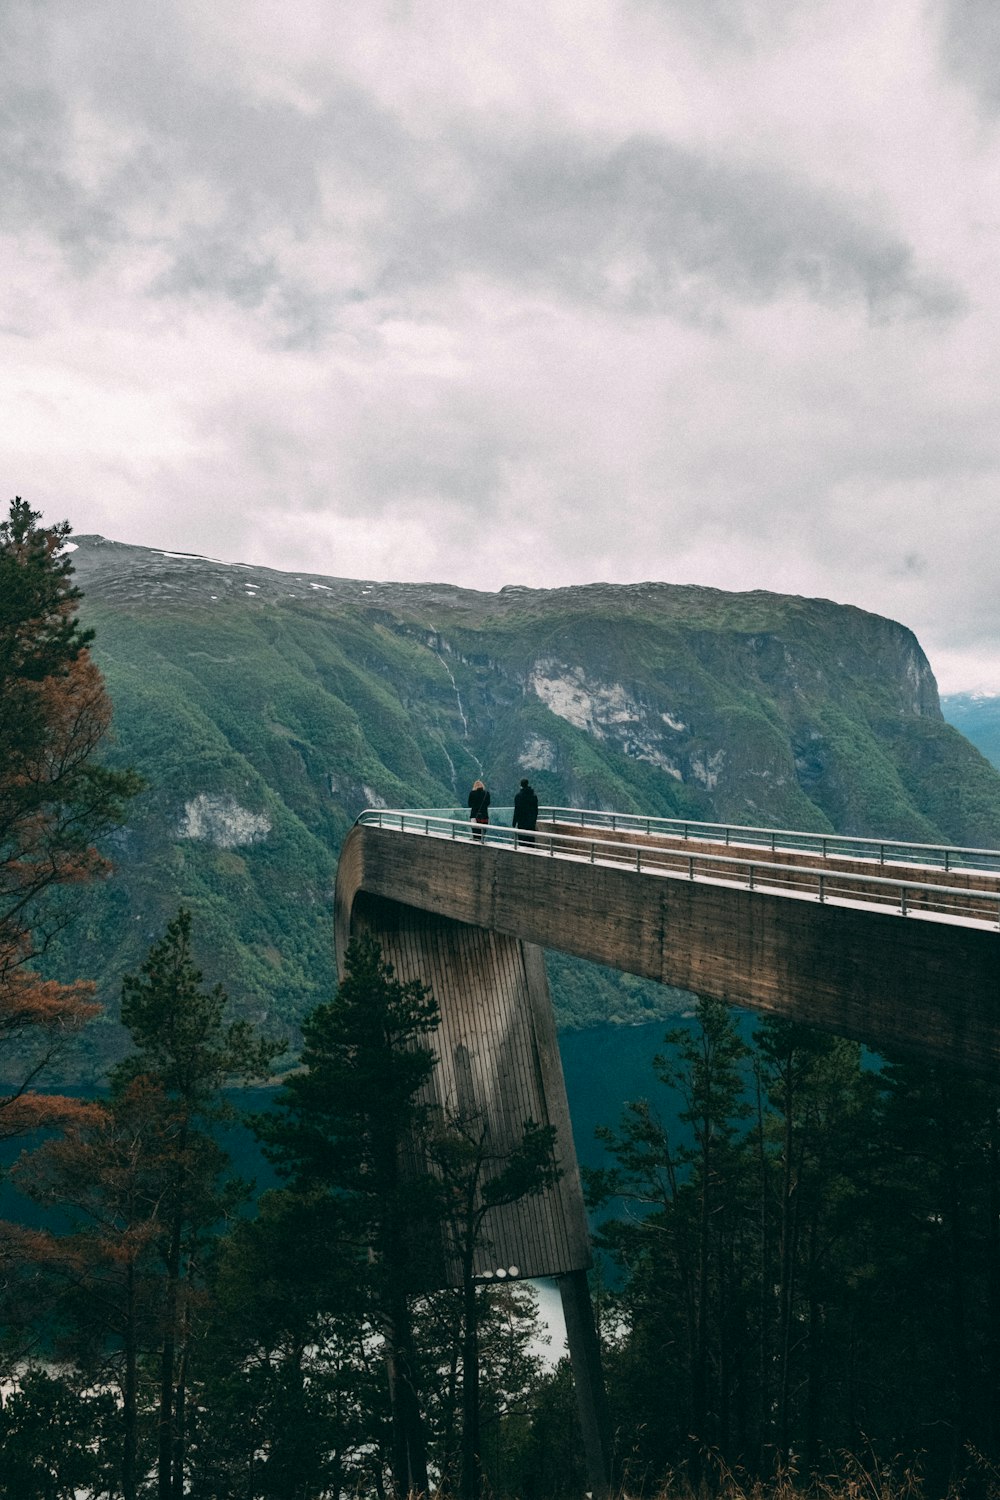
[51,535,1000,1065]
[941,692,1000,775]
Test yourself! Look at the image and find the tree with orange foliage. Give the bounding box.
[0,496,139,1137]
[13,913,280,1500]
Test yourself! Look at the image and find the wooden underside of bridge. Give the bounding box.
[345,890,592,1282]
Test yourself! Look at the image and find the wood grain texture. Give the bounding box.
[347,892,591,1281]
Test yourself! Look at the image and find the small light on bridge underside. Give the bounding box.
[474,1265,522,1283]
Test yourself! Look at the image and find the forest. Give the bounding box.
[2,496,999,1500]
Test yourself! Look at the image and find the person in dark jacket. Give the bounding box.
[512,778,539,846]
[468,779,490,839]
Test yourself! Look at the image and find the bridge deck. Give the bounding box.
[339,810,1000,1075]
[357,809,1000,930]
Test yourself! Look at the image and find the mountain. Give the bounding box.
[48,535,1000,1067]
[941,692,1000,774]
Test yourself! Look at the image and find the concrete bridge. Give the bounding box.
[337,806,1000,1073]
[333,807,1000,1489]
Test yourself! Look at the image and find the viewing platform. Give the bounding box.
[353,805,1000,930]
[337,807,1000,1077]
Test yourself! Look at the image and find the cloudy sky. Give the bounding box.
[3,1,1000,690]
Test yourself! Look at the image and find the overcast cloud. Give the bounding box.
[3,0,1000,691]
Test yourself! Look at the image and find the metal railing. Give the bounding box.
[354,809,1000,930]
[540,807,1000,876]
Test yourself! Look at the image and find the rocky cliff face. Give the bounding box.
[54,535,1000,1053]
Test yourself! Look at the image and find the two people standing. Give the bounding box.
[467,777,539,845]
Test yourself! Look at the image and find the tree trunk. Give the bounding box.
[384,1287,429,1499]
[158,1209,182,1500]
[123,1257,138,1500]
[989,1097,1000,1454]
[171,1264,192,1500]
[776,1055,798,1469]
[460,1261,481,1500]
[755,1066,772,1472]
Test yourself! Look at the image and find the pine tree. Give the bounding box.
[14,911,280,1500]
[587,997,753,1477]
[13,1078,176,1500]
[427,1106,560,1500]
[186,1188,379,1500]
[114,909,280,1500]
[258,932,441,1500]
[0,496,139,1133]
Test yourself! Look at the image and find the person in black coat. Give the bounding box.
[512,778,539,845]
[468,779,490,839]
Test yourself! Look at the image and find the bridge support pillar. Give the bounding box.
[559,1268,613,1498]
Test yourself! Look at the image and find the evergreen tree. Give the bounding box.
[753,1018,880,1470]
[0,1368,117,1500]
[587,997,754,1477]
[427,1105,560,1500]
[258,932,441,1500]
[866,1056,1000,1490]
[114,909,280,1500]
[12,1078,175,1500]
[16,911,280,1500]
[187,1188,381,1500]
[0,495,139,1136]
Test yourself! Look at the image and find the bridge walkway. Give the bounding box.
[357,806,1000,930]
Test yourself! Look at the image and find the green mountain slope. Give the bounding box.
[48,536,1000,1063]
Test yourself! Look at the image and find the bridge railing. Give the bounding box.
[354,810,1000,929]
[540,807,1000,876]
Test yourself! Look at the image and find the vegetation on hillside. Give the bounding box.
[41,536,1000,1050]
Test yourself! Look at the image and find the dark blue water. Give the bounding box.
[1,1018,761,1234]
[557,1009,762,1176]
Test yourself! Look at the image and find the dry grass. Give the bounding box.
[605,1444,1000,1500]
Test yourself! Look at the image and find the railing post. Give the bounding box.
[636,847,641,873]
[590,843,595,864]
[819,874,825,903]
[689,856,694,880]
[900,885,908,917]
[748,863,755,890]
[944,849,950,873]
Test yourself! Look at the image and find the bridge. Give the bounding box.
[333,806,1000,1490]
[337,806,1000,1071]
